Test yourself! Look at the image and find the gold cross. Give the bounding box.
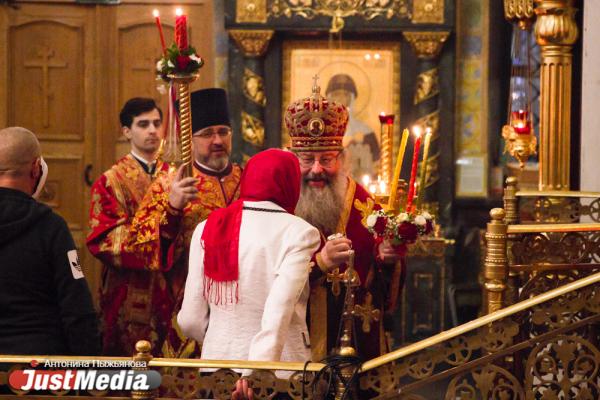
[311,74,320,95]
[24,46,67,128]
[354,292,380,333]
[327,268,343,297]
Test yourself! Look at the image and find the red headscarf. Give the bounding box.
[201,149,301,304]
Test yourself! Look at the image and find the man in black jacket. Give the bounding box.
[0,126,100,356]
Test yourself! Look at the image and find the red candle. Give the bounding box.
[511,110,531,135]
[175,8,188,51]
[153,10,167,56]
[405,127,422,213]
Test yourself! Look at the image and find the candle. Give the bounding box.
[362,174,371,188]
[416,127,432,210]
[368,184,377,195]
[153,10,167,56]
[379,180,387,195]
[511,110,531,134]
[175,8,188,50]
[405,126,422,213]
[388,128,409,211]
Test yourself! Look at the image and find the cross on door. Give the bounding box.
[24,46,67,128]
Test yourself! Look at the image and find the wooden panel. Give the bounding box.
[39,155,85,229]
[9,20,83,140]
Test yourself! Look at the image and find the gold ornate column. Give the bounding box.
[503,177,520,306]
[534,0,578,190]
[402,31,449,217]
[484,208,508,314]
[229,29,274,161]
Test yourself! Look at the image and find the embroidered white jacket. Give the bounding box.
[178,200,320,368]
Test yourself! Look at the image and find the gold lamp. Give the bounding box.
[502,0,537,169]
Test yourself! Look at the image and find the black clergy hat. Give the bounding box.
[183,88,231,134]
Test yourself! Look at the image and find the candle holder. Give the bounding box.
[168,73,199,176]
[378,113,395,190]
[502,122,537,168]
[154,9,204,176]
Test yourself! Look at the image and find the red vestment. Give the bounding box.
[128,162,242,358]
[87,154,170,356]
[309,179,400,361]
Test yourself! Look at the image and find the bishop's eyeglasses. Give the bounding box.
[297,152,342,168]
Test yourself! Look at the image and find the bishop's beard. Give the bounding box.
[295,171,348,236]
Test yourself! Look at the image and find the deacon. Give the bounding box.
[129,88,242,359]
[286,81,401,361]
[178,149,320,398]
[86,98,170,356]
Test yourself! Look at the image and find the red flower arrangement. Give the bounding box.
[366,209,434,255]
[156,43,203,82]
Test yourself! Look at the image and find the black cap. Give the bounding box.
[178,88,231,134]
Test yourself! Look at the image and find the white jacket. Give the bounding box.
[178,200,320,368]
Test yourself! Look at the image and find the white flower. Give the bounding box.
[167,60,175,68]
[398,212,409,222]
[190,54,202,63]
[415,215,427,226]
[366,214,378,228]
[156,60,163,72]
[422,211,432,220]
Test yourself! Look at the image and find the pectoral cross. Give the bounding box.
[354,292,380,333]
[24,46,67,128]
[327,267,343,297]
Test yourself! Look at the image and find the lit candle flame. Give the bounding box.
[412,125,422,138]
[175,7,183,16]
[153,9,160,17]
[362,174,371,187]
[380,111,386,116]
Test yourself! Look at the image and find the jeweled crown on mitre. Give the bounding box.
[285,76,349,152]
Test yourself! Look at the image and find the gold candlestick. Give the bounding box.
[378,114,395,190]
[169,73,199,177]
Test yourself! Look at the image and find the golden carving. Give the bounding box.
[414,67,439,104]
[169,74,199,177]
[241,110,265,147]
[413,109,439,138]
[534,0,579,191]
[504,0,535,29]
[501,124,538,169]
[403,31,449,60]
[485,209,508,315]
[411,0,444,24]
[236,0,267,23]
[229,29,274,57]
[243,68,266,107]
[270,0,410,21]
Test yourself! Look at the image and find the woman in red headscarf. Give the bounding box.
[177,149,320,384]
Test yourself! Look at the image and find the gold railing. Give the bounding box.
[2,269,599,399]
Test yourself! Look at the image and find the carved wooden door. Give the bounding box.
[1,3,100,297]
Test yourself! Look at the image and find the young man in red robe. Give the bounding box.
[128,88,242,359]
[87,98,170,356]
[285,81,403,362]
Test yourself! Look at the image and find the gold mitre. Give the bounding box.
[284,77,349,152]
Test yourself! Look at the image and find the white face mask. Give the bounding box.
[32,157,48,199]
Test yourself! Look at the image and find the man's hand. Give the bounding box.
[320,237,353,270]
[378,240,400,264]
[231,378,253,400]
[168,164,199,210]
